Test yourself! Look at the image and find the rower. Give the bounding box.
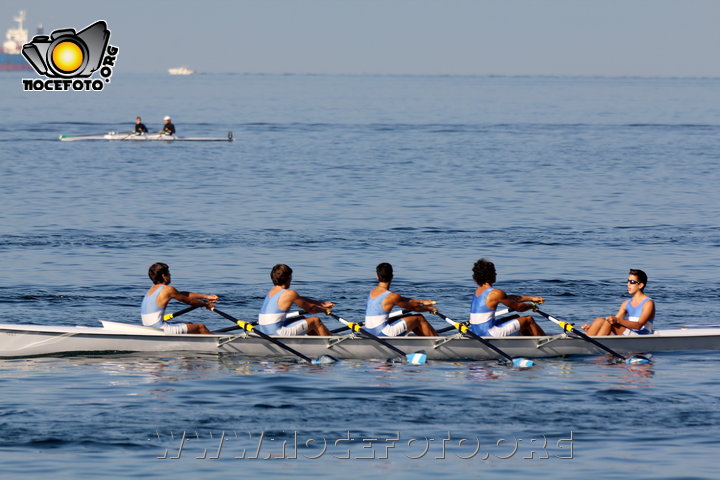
[468,258,546,336]
[257,264,333,336]
[582,269,655,336]
[140,262,217,334]
[364,263,438,336]
[161,115,176,135]
[134,116,148,135]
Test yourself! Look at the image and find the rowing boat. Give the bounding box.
[58,131,233,142]
[1,321,719,360]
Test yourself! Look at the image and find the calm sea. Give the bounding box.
[1,72,719,479]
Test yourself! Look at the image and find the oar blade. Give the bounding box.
[406,352,427,365]
[511,358,535,368]
[311,354,339,365]
[625,354,652,365]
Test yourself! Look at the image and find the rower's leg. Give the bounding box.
[404,315,438,336]
[518,316,546,336]
[306,317,332,336]
[594,319,614,336]
[186,323,212,334]
[583,317,605,336]
[609,324,627,336]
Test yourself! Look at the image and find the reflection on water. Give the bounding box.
[1,350,720,480]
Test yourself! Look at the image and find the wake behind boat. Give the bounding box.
[59,131,233,142]
[1,320,720,360]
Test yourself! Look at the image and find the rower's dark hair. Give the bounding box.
[376,263,394,283]
[472,258,496,286]
[271,264,293,286]
[148,262,169,284]
[629,268,648,292]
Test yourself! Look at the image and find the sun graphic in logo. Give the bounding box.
[51,41,84,73]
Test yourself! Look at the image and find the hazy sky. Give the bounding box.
[2,0,718,76]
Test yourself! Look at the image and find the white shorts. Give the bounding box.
[622,328,653,336]
[487,319,521,337]
[275,319,309,336]
[379,319,408,337]
[162,323,189,334]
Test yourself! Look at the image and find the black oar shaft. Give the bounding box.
[533,309,627,361]
[214,309,313,363]
[327,312,408,358]
[163,305,200,322]
[437,314,520,334]
[433,311,515,364]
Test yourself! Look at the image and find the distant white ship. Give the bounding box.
[1,10,37,71]
[168,65,196,75]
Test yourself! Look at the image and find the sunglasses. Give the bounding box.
[627,279,641,285]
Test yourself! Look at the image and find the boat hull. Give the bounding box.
[0,52,32,71]
[2,322,720,360]
[59,132,233,142]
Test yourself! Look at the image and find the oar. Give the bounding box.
[163,305,200,322]
[325,312,427,364]
[329,310,415,334]
[436,308,514,334]
[215,311,307,333]
[432,310,534,368]
[532,308,651,365]
[213,309,336,364]
[438,313,521,334]
[78,130,130,137]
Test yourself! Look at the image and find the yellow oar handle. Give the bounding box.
[454,322,469,334]
[346,322,363,333]
[557,320,575,333]
[163,305,200,321]
[235,320,255,332]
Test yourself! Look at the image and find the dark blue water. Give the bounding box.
[1,73,719,478]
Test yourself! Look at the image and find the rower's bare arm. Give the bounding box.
[393,294,434,312]
[174,289,218,309]
[293,294,334,314]
[499,292,542,312]
[614,299,654,328]
[609,301,629,325]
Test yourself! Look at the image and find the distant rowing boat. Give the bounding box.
[59,132,233,142]
[1,321,719,360]
[168,66,196,75]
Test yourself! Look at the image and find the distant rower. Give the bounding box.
[134,116,148,135]
[162,115,176,135]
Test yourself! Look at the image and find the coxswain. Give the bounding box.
[582,269,655,336]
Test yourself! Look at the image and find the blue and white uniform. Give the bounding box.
[140,285,188,334]
[622,296,654,335]
[469,287,521,337]
[364,290,408,337]
[257,289,308,336]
